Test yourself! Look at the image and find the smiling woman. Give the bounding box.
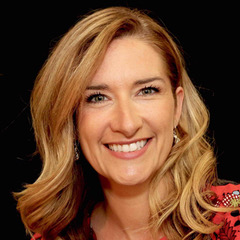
[14,6,240,240]
[77,37,183,187]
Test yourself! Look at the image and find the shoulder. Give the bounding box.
[211,183,240,207]
[211,183,240,240]
[31,233,42,240]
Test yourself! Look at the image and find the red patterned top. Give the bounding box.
[211,184,240,240]
[31,183,240,240]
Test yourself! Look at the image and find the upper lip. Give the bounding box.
[104,138,151,145]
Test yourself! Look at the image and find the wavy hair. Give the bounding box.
[15,7,223,240]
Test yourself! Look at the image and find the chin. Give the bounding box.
[112,171,152,187]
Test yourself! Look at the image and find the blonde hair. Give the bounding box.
[15,7,223,239]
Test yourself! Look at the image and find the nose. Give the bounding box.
[110,99,143,138]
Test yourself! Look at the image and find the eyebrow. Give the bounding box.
[86,77,164,90]
[134,77,164,85]
[86,84,109,90]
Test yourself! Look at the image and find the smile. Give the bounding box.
[107,139,148,153]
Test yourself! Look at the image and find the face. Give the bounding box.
[77,37,183,186]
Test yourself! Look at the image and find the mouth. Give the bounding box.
[106,139,150,153]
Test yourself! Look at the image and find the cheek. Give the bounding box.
[77,111,97,156]
[77,109,108,163]
[78,108,104,140]
[146,100,175,162]
[144,99,175,132]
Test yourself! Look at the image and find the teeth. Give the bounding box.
[108,140,148,153]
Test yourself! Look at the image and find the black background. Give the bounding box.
[1,1,239,239]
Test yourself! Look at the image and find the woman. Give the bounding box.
[15,7,240,240]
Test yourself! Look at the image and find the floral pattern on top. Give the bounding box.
[211,184,240,240]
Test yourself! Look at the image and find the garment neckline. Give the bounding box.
[88,203,167,240]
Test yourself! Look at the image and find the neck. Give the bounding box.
[103,177,151,227]
[91,177,161,240]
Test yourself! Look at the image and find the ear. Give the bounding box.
[174,86,184,127]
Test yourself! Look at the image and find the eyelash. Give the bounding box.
[85,92,107,103]
[85,85,160,104]
[139,85,160,95]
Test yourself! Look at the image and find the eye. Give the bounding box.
[86,93,108,103]
[138,86,160,96]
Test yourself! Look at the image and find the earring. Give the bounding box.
[173,128,180,144]
[74,141,80,161]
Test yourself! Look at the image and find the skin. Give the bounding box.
[77,37,184,240]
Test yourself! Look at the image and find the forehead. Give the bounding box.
[90,37,168,85]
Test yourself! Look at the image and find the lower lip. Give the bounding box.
[105,139,152,160]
